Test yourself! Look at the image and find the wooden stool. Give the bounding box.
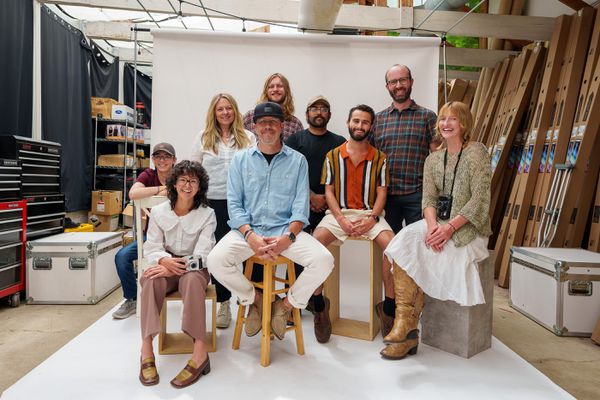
[158,284,217,354]
[323,237,383,341]
[232,255,305,367]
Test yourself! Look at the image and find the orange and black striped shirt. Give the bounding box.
[321,142,388,210]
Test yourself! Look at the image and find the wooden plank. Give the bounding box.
[495,15,571,286]
[462,80,478,107]
[587,174,600,251]
[447,79,469,103]
[524,8,595,247]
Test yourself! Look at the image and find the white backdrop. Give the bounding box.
[151,30,439,160]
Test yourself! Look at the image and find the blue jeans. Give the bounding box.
[115,239,141,300]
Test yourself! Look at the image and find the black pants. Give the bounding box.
[208,199,232,303]
[384,192,423,234]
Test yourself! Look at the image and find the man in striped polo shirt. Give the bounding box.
[312,104,396,341]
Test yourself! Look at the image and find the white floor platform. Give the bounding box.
[3,300,573,400]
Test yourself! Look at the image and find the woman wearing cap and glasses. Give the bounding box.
[139,160,216,388]
[381,101,492,360]
[112,142,177,321]
[191,93,256,329]
[243,72,304,141]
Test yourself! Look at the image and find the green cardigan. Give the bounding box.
[422,141,493,247]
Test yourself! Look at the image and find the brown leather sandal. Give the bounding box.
[139,357,159,386]
[170,356,210,389]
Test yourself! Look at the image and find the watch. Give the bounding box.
[285,231,296,243]
[370,214,380,223]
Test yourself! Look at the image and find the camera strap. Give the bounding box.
[442,148,463,196]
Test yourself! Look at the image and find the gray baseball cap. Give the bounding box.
[151,142,176,157]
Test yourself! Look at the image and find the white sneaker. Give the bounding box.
[112,299,136,319]
[216,300,231,329]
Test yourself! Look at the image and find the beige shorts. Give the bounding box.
[315,209,393,243]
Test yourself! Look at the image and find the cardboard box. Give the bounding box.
[98,154,135,168]
[122,203,148,228]
[111,104,134,123]
[91,97,119,119]
[88,212,119,232]
[137,158,150,169]
[592,317,600,345]
[91,190,123,215]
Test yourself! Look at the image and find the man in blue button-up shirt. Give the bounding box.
[207,102,334,341]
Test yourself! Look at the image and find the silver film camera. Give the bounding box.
[183,255,203,271]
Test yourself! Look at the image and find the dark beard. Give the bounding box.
[349,129,369,142]
[389,85,412,103]
[308,115,329,129]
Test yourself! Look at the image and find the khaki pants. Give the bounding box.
[140,269,209,342]
[207,231,334,309]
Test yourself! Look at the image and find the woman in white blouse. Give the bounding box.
[190,93,256,328]
[139,160,217,389]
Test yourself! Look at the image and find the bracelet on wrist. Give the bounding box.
[243,229,254,241]
[448,222,457,232]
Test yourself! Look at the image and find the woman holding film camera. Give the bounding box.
[381,101,492,360]
[139,160,217,388]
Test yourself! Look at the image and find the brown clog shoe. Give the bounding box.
[139,357,159,386]
[170,356,211,389]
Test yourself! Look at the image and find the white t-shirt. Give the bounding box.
[190,129,256,200]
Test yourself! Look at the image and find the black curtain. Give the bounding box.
[41,6,93,211]
[90,40,119,99]
[124,63,152,127]
[0,0,33,137]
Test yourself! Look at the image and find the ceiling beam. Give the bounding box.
[42,0,555,41]
[83,20,519,68]
[439,69,480,81]
[443,47,518,68]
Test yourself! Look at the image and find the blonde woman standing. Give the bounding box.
[243,72,303,140]
[191,93,256,328]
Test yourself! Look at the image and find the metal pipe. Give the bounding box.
[446,0,487,34]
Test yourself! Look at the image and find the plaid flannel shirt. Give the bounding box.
[370,101,437,196]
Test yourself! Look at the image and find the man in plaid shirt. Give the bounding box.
[369,64,439,329]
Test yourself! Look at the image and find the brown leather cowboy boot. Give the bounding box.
[383,265,424,344]
[380,338,419,360]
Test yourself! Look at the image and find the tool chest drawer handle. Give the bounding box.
[69,257,88,270]
[0,262,20,272]
[33,257,52,270]
[0,242,21,251]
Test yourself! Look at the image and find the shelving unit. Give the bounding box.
[92,117,150,207]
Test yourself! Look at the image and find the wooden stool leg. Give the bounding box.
[158,299,167,353]
[260,262,273,367]
[232,303,246,350]
[370,241,383,339]
[286,260,304,355]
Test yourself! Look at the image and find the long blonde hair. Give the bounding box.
[435,101,474,148]
[202,93,251,154]
[258,73,296,120]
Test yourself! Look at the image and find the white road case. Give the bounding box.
[509,247,600,336]
[26,232,122,304]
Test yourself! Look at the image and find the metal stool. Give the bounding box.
[232,255,305,367]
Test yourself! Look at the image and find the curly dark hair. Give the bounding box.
[166,160,209,210]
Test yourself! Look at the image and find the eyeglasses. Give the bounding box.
[386,77,411,86]
[308,106,330,113]
[152,154,173,161]
[177,177,199,187]
[256,118,281,126]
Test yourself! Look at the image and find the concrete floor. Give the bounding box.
[1,284,599,399]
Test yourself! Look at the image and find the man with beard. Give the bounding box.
[311,104,395,343]
[285,96,345,343]
[369,65,438,335]
[207,102,334,342]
